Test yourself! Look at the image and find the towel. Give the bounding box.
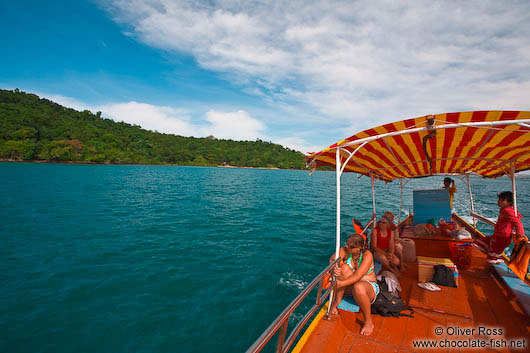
[377,270,402,294]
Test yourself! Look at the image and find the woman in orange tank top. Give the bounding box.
[370,214,401,277]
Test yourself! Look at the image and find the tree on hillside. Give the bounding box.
[0,89,307,169]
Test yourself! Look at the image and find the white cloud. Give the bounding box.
[202,110,265,140]
[97,102,268,141]
[36,92,269,142]
[275,137,323,154]
[102,0,530,131]
[43,94,92,112]
[99,101,196,136]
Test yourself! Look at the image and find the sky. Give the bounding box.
[1,0,530,153]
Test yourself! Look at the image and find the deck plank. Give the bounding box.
[348,335,376,353]
[338,334,355,353]
[374,316,407,346]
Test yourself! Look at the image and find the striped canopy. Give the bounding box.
[307,111,530,182]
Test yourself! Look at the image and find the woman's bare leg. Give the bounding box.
[373,250,390,269]
[395,243,406,271]
[330,265,354,315]
[353,281,375,335]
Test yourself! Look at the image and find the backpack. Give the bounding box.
[432,265,456,287]
[371,291,414,317]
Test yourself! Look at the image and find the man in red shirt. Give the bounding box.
[474,191,526,269]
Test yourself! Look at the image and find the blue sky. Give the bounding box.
[2,0,530,153]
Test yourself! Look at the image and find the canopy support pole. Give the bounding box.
[371,173,376,226]
[511,161,518,215]
[336,148,342,257]
[325,147,342,319]
[398,179,403,223]
[397,178,410,224]
[466,174,476,228]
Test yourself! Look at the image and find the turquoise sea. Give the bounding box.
[2,163,529,353]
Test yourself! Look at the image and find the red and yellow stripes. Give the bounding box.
[307,111,530,181]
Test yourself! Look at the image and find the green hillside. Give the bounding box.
[0,89,306,169]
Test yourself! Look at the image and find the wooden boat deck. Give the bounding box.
[298,246,530,353]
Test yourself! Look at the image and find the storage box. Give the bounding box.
[417,256,459,287]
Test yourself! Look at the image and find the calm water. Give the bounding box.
[2,163,529,353]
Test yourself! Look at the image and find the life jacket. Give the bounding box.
[509,236,530,281]
[352,218,365,240]
[322,257,344,290]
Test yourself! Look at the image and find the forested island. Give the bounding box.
[0,89,306,169]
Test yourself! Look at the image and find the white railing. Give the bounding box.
[469,212,496,227]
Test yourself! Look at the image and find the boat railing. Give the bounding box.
[469,211,496,227]
[246,257,341,353]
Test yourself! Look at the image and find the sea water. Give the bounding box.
[2,163,529,353]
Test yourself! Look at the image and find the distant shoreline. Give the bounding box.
[2,159,528,176]
[216,164,280,170]
[0,159,294,170]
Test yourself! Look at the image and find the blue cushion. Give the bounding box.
[493,263,530,316]
[337,295,359,312]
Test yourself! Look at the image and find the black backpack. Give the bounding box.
[371,291,414,317]
[432,265,456,287]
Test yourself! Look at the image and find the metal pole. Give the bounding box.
[325,148,342,319]
[371,173,377,223]
[399,179,404,223]
[336,147,342,257]
[511,161,518,214]
[466,174,476,228]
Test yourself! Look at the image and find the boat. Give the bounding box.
[247,111,530,353]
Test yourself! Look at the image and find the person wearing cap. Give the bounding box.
[371,214,401,277]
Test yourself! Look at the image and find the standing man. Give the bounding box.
[474,191,526,269]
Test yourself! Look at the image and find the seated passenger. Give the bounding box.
[383,211,406,271]
[474,191,527,271]
[371,214,401,277]
[329,234,379,336]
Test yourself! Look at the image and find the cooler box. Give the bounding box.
[417,256,459,287]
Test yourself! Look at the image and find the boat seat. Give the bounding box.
[492,263,530,317]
